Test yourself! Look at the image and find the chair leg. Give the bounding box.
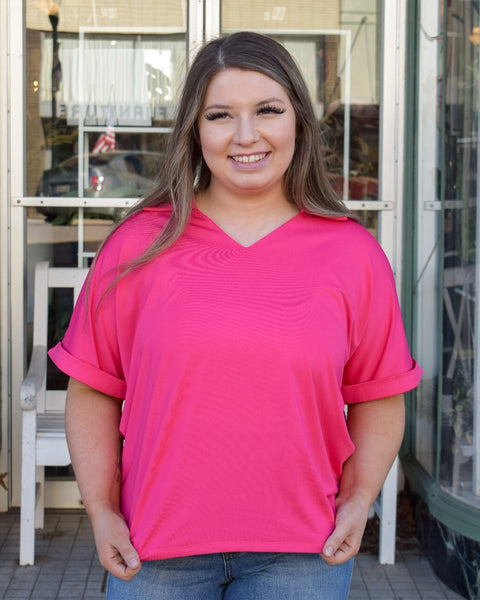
[378,457,398,565]
[35,465,45,530]
[20,411,37,566]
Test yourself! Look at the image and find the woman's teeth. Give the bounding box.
[232,153,267,164]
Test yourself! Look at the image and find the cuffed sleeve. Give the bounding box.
[48,341,126,398]
[342,359,422,404]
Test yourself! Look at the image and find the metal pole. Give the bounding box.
[48,10,60,167]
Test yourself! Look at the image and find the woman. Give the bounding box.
[49,32,422,599]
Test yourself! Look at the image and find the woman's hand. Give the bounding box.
[65,379,141,581]
[320,492,370,565]
[90,504,142,581]
[320,394,405,566]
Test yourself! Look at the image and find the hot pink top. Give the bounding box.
[49,206,422,561]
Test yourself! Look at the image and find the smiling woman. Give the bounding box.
[46,31,422,600]
[6,2,423,583]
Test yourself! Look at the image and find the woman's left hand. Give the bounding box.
[320,493,370,566]
[320,394,405,566]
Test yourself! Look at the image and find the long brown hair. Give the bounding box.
[95,31,352,275]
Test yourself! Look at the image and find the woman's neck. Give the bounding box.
[194,186,300,247]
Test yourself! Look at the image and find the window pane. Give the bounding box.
[26,0,187,261]
[439,0,479,500]
[221,0,381,206]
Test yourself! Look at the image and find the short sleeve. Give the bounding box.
[341,233,422,404]
[48,238,127,398]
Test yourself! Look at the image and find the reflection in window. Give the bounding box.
[39,35,186,128]
[25,0,188,263]
[27,0,187,195]
[439,0,479,501]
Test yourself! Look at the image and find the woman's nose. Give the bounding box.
[233,116,260,145]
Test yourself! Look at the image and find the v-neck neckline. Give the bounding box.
[192,205,303,249]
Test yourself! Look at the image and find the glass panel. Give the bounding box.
[25,1,188,493]
[222,0,381,231]
[26,0,187,256]
[438,0,479,501]
[413,3,442,478]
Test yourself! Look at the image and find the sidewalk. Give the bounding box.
[0,509,465,600]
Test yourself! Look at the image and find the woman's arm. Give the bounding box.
[321,394,405,566]
[65,378,141,581]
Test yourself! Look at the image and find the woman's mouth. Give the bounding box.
[230,153,268,164]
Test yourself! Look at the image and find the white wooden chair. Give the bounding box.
[20,261,89,566]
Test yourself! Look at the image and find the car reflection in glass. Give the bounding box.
[37,151,162,223]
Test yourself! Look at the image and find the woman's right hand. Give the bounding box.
[65,380,141,582]
[90,504,142,582]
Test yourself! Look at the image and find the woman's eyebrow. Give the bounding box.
[256,97,287,106]
[203,103,230,111]
[203,97,287,112]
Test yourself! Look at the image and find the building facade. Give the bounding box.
[0,1,478,597]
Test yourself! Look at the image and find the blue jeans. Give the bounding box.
[106,552,353,599]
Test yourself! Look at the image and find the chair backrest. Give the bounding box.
[32,262,89,413]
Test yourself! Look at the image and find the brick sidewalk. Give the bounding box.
[0,510,465,600]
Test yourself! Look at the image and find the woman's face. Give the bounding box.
[197,68,296,199]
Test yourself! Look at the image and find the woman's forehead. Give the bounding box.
[203,68,290,103]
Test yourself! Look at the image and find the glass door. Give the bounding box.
[7,0,407,509]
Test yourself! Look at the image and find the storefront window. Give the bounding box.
[439,0,479,499]
[414,0,480,503]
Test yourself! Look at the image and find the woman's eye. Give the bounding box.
[205,111,230,121]
[257,105,286,116]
